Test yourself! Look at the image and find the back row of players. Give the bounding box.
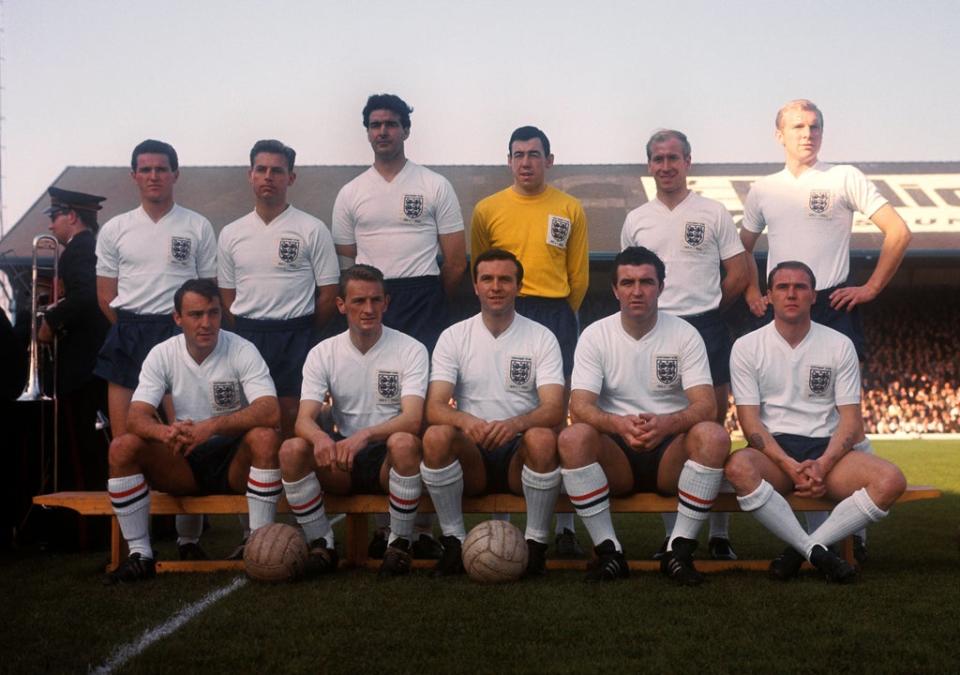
[45,93,910,583]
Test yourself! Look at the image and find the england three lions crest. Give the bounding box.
[507,356,533,391]
[684,222,705,248]
[808,366,833,397]
[546,215,571,249]
[277,237,301,265]
[377,370,400,403]
[403,194,424,219]
[655,355,679,387]
[808,190,830,215]
[170,236,192,265]
[211,381,241,413]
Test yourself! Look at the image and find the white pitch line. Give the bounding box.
[92,576,247,674]
[92,514,346,674]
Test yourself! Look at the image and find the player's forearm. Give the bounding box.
[440,258,466,301]
[357,410,422,444]
[660,399,714,437]
[507,400,564,434]
[569,400,621,436]
[740,419,793,471]
[96,281,118,324]
[127,410,170,443]
[864,226,911,296]
[719,254,750,310]
[208,397,281,437]
[426,399,476,431]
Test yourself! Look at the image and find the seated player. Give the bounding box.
[725,261,906,582]
[278,264,429,577]
[558,246,730,583]
[421,248,566,577]
[105,279,282,583]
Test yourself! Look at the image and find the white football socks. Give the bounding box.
[283,473,334,547]
[246,467,282,532]
[562,463,620,552]
[421,461,466,542]
[521,465,561,544]
[738,479,813,558]
[669,460,723,549]
[810,488,887,549]
[109,474,152,559]
[388,468,421,544]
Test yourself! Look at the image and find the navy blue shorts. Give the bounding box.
[330,433,388,494]
[680,310,730,386]
[186,434,242,495]
[755,283,865,359]
[94,310,179,389]
[234,314,316,398]
[772,433,831,463]
[383,275,448,354]
[608,433,675,494]
[515,296,579,378]
[480,436,523,494]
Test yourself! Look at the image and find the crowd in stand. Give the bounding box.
[724,289,960,435]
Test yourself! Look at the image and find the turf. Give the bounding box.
[3,440,958,674]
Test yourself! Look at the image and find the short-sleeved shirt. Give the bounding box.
[620,191,744,315]
[431,313,564,421]
[132,330,276,422]
[300,326,429,437]
[571,312,713,416]
[96,204,217,314]
[730,321,861,438]
[331,161,463,279]
[217,206,339,320]
[741,162,887,290]
[470,185,589,311]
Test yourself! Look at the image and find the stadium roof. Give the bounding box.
[3,161,959,261]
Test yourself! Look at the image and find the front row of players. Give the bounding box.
[106,247,906,584]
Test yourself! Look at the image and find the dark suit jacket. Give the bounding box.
[43,229,110,393]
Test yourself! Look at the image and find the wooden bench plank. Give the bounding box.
[32,486,942,574]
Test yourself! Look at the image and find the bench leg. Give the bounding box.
[841,535,856,567]
[108,517,121,572]
[345,513,368,567]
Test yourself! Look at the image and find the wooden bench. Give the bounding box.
[33,486,942,574]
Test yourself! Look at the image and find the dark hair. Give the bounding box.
[472,248,524,286]
[174,278,219,313]
[131,139,179,172]
[362,94,413,129]
[76,210,99,233]
[339,263,385,297]
[611,246,666,286]
[509,126,551,157]
[250,139,296,171]
[646,129,691,160]
[767,260,817,290]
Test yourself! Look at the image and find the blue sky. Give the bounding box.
[1,0,957,233]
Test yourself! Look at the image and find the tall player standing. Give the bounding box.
[739,99,912,559]
[332,93,467,558]
[95,140,218,560]
[620,129,749,560]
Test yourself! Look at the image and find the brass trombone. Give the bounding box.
[18,234,60,490]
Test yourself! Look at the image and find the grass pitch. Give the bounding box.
[3,440,958,674]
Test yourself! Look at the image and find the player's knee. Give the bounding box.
[278,437,312,471]
[522,427,558,469]
[689,421,730,466]
[557,423,595,465]
[387,432,422,470]
[246,427,281,462]
[108,433,144,470]
[422,425,455,465]
[723,450,756,489]
[874,462,907,504]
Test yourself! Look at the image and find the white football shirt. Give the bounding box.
[300,326,429,437]
[331,161,463,279]
[132,330,276,422]
[217,206,340,320]
[572,312,712,416]
[730,321,861,438]
[431,313,564,421]
[741,162,887,290]
[96,204,217,315]
[620,191,744,315]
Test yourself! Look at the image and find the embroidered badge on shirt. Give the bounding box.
[808,366,833,397]
[377,370,401,403]
[655,355,680,387]
[403,194,424,219]
[808,190,831,216]
[506,356,534,391]
[277,237,301,266]
[683,222,706,248]
[546,215,571,249]
[170,236,192,265]
[211,381,241,413]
